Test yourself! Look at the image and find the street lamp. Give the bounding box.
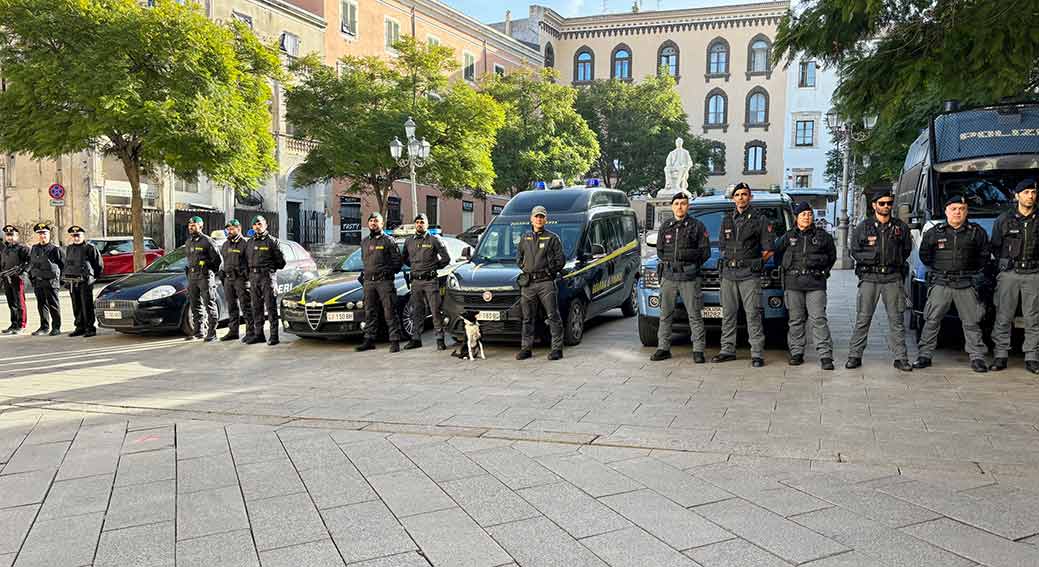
[827,111,877,269]
[389,116,431,220]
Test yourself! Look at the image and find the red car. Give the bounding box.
[89,237,165,280]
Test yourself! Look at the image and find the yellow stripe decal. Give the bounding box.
[563,239,639,279]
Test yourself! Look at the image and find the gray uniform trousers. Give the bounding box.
[992,271,1039,361]
[657,277,705,352]
[363,280,401,342]
[848,280,909,360]
[520,280,563,352]
[187,275,217,337]
[409,279,445,340]
[720,277,765,358]
[917,285,987,361]
[785,290,833,359]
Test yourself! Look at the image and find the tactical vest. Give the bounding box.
[1,243,27,271]
[29,244,60,280]
[222,236,249,276]
[720,211,764,268]
[999,213,1038,263]
[64,244,95,279]
[931,223,985,273]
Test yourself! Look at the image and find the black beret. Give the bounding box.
[670,192,690,203]
[793,201,813,216]
[1014,178,1036,193]
[944,195,968,208]
[2,225,17,233]
[871,191,893,203]
[733,182,751,192]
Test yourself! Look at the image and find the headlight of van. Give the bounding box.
[641,267,660,288]
[447,274,461,290]
[138,285,177,302]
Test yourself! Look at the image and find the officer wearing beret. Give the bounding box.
[402,213,451,351]
[356,212,403,352]
[650,192,711,363]
[1,225,30,334]
[244,215,286,346]
[184,216,222,341]
[64,225,103,337]
[28,223,64,336]
[516,205,566,361]
[989,178,1039,374]
[219,219,253,342]
[914,195,991,372]
[775,202,837,369]
[846,191,914,371]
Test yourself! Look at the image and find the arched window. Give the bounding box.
[745,88,769,128]
[544,43,555,68]
[657,41,679,78]
[706,38,729,78]
[747,35,772,76]
[574,47,594,82]
[611,44,632,80]
[744,141,767,174]
[707,142,725,176]
[704,88,727,130]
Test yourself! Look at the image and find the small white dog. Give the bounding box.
[454,315,485,360]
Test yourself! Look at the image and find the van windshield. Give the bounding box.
[934,173,1030,218]
[474,221,583,262]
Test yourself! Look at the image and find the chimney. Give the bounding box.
[504,10,512,35]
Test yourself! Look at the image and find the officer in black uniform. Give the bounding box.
[516,205,566,361]
[64,225,103,337]
[774,202,837,369]
[650,192,711,362]
[914,195,991,372]
[219,219,253,342]
[713,182,773,367]
[184,216,221,341]
[356,212,403,352]
[846,191,914,371]
[28,223,64,336]
[989,178,1039,374]
[402,213,451,351]
[1,225,31,334]
[244,215,286,346]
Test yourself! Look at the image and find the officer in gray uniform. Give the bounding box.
[356,212,403,353]
[402,213,451,351]
[713,182,773,367]
[244,216,286,346]
[650,192,711,362]
[64,225,103,337]
[989,178,1039,374]
[846,192,914,371]
[219,219,253,342]
[914,196,991,372]
[516,205,566,361]
[184,216,222,342]
[28,223,64,336]
[775,202,837,369]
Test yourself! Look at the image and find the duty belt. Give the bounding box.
[786,269,826,277]
[526,271,554,283]
[858,265,899,274]
[249,267,275,274]
[1008,260,1038,271]
[932,270,977,278]
[365,272,393,281]
[412,271,438,281]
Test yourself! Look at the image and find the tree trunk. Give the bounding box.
[120,157,146,272]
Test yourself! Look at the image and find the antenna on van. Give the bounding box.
[943,100,960,112]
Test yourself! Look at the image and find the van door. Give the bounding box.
[587,215,627,316]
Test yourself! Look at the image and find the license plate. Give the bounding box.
[476,311,502,322]
[326,311,354,322]
[701,306,723,318]
[104,310,122,319]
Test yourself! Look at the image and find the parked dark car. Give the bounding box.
[89,237,165,280]
[455,224,486,248]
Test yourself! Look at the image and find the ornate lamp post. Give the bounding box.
[826,110,877,269]
[389,116,431,221]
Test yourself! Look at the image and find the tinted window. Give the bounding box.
[693,206,789,243]
[144,247,187,273]
[621,214,637,243]
[934,173,1026,218]
[475,221,583,262]
[607,217,625,249]
[335,242,405,272]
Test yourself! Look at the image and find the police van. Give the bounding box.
[894,102,1039,333]
[443,183,641,345]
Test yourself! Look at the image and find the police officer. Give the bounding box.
[64,226,103,337]
[1,225,30,334]
[516,205,566,361]
[28,223,64,336]
[184,216,221,341]
[650,192,711,362]
[914,196,991,372]
[244,216,286,346]
[713,182,773,367]
[846,192,914,371]
[219,219,253,342]
[989,178,1039,374]
[402,213,451,351]
[356,212,403,352]
[775,202,837,370]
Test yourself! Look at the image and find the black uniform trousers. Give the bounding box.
[249,270,278,340]
[224,275,252,336]
[363,279,401,342]
[70,281,96,332]
[187,275,218,338]
[3,277,27,329]
[32,279,61,331]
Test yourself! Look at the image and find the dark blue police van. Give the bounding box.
[443,186,641,345]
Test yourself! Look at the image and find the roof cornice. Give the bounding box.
[404,0,543,63]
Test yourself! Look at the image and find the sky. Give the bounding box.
[441,0,780,25]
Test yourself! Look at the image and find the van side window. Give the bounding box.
[587,219,610,254]
[606,216,625,250]
[621,214,637,243]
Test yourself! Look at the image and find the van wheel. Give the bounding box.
[563,299,586,346]
[620,282,637,317]
[638,315,659,347]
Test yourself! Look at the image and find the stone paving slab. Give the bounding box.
[400,507,511,567]
[486,516,608,567]
[581,526,700,567]
[901,517,1039,567]
[516,481,632,539]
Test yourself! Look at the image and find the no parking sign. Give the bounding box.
[48,183,65,207]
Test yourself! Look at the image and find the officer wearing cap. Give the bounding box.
[356,211,403,352]
[244,215,286,346]
[650,192,711,362]
[775,202,837,370]
[846,191,914,371]
[989,178,1039,374]
[516,204,566,361]
[402,213,451,351]
[1,225,31,334]
[713,182,773,367]
[28,222,64,336]
[64,225,103,337]
[219,219,253,342]
[184,216,222,341]
[912,196,991,372]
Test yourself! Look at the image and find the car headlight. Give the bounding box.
[641,267,660,288]
[355,300,363,309]
[346,301,355,309]
[138,285,177,302]
[447,274,461,290]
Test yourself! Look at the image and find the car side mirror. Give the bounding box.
[591,244,607,257]
[897,203,911,219]
[461,247,471,260]
[645,231,658,247]
[908,216,923,230]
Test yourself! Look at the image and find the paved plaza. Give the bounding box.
[0,271,1038,566]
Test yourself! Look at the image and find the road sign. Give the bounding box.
[50,199,65,207]
[48,183,66,200]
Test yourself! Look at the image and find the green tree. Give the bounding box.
[0,0,281,269]
[774,0,1039,183]
[285,36,505,217]
[480,68,599,195]
[574,73,710,196]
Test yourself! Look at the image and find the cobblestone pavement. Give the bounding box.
[0,270,1037,566]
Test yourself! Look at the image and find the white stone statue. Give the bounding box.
[664,137,693,195]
